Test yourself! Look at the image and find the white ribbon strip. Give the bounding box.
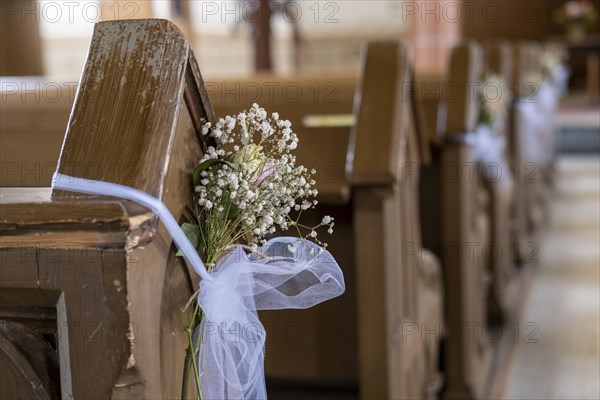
[52,173,211,281]
[52,172,346,399]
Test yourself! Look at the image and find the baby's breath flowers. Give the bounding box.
[186,103,334,264]
[181,104,334,398]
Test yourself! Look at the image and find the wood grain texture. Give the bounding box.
[54,19,191,199]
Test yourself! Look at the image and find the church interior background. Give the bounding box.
[0,1,599,399]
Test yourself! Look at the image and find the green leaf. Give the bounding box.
[192,159,236,187]
[176,223,200,256]
[226,203,239,220]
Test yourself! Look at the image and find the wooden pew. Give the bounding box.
[1,19,214,399]
[206,73,359,390]
[509,42,546,263]
[482,41,521,323]
[0,22,444,400]
[351,41,444,400]
[0,76,357,188]
[418,42,493,399]
[206,42,445,399]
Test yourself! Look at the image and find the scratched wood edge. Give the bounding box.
[52,19,189,200]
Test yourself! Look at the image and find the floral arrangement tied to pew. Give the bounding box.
[473,75,513,188]
[52,103,345,400]
[179,103,343,399]
[553,0,598,42]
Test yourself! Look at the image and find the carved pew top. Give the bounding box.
[444,42,484,137]
[351,41,411,185]
[512,42,543,99]
[2,19,213,246]
[484,40,514,84]
[54,19,213,199]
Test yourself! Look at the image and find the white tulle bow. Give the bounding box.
[51,173,345,400]
[472,124,507,166]
[197,238,345,399]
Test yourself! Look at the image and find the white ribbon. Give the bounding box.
[52,173,345,399]
[52,173,211,281]
[472,125,513,192]
[516,100,547,165]
[472,124,506,166]
[551,64,570,96]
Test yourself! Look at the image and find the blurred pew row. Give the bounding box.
[0,19,567,399]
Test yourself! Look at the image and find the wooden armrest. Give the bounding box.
[0,188,156,249]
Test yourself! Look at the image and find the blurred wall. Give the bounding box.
[462,0,600,40]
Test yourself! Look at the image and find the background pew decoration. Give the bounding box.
[474,74,512,188]
[53,103,345,400]
[553,0,598,42]
[541,46,570,96]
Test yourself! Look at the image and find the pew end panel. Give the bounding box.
[1,19,215,399]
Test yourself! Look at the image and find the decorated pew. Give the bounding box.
[1,20,444,400]
[418,42,493,399]
[509,42,549,262]
[1,19,215,399]
[351,41,443,400]
[480,40,520,323]
[208,41,445,399]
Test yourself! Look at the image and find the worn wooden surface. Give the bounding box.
[0,19,213,399]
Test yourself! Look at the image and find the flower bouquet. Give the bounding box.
[474,75,513,187]
[479,74,510,131]
[541,47,570,95]
[553,0,598,42]
[178,103,343,399]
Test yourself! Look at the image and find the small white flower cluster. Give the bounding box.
[541,48,568,80]
[194,103,334,252]
[479,74,511,128]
